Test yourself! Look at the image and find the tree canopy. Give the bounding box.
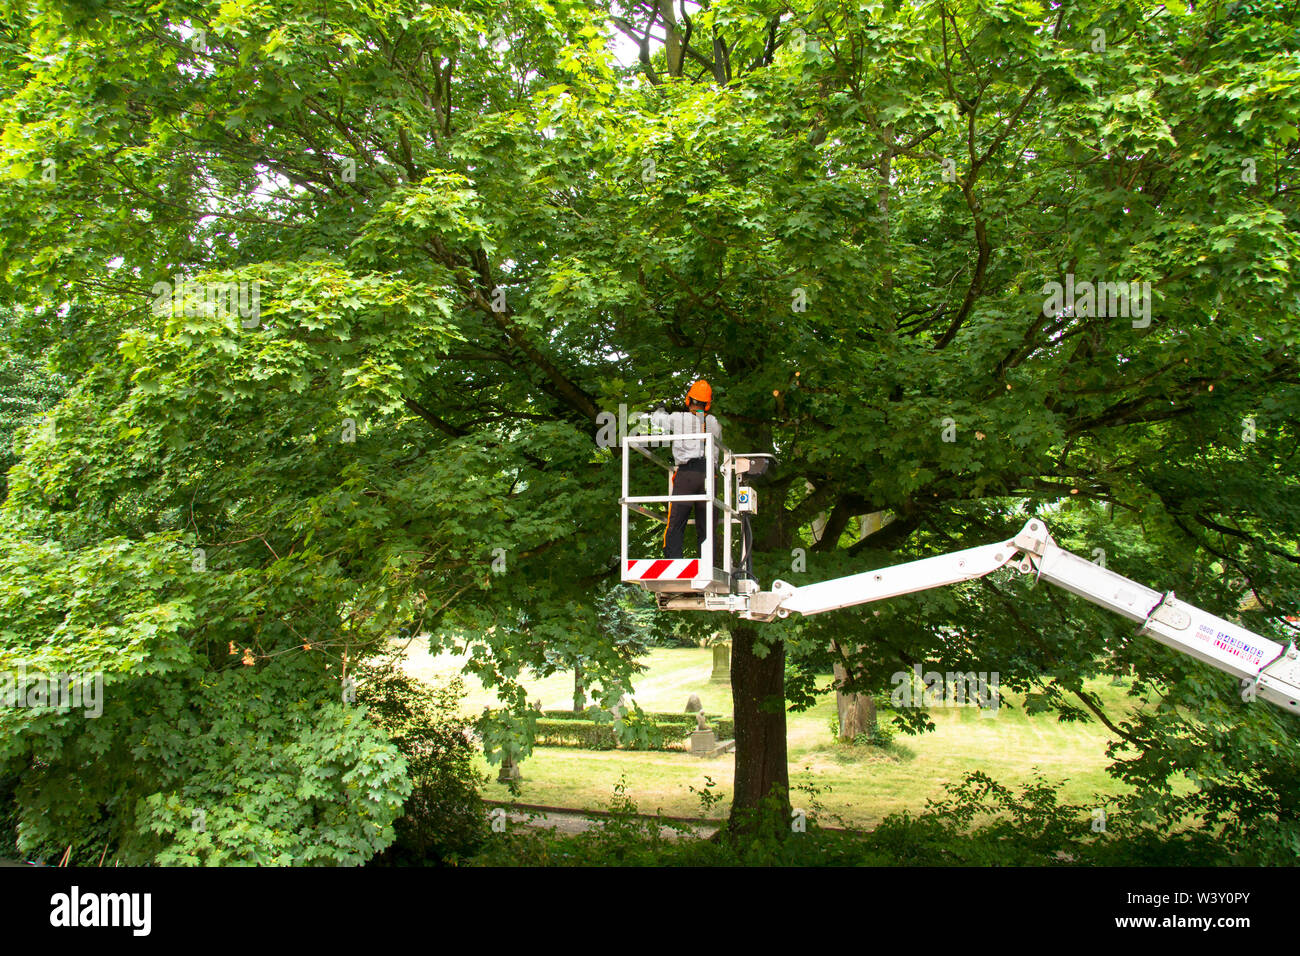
[0,0,1297,861]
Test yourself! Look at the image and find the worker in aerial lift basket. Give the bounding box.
[651,380,722,561]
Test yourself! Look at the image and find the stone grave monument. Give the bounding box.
[709,642,731,683]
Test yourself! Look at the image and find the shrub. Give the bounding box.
[359,663,488,866]
[0,771,19,861]
[470,772,1233,867]
[532,711,734,751]
[533,718,619,750]
[828,716,895,748]
[854,723,895,748]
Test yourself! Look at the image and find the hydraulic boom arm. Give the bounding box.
[745,519,1300,716]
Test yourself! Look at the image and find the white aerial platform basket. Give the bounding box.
[619,430,742,596]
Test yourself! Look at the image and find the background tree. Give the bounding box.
[0,0,636,862]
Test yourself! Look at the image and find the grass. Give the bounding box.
[399,642,1137,830]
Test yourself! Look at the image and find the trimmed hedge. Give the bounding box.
[533,710,734,751]
[540,709,705,722]
[533,719,620,750]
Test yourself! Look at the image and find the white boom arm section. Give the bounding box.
[742,519,1300,716]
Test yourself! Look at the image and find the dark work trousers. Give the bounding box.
[663,461,716,561]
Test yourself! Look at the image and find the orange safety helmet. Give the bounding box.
[686,379,713,410]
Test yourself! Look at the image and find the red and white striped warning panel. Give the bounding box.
[625,559,700,580]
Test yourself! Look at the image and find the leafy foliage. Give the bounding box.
[358,663,489,866]
[0,309,66,501]
[533,710,733,749]
[472,770,1228,867]
[0,0,1296,856]
[829,714,896,749]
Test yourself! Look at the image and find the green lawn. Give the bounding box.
[399,643,1135,830]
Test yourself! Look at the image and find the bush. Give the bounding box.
[472,783,883,867]
[828,716,895,748]
[359,663,488,866]
[533,718,619,750]
[470,772,1233,867]
[854,723,895,748]
[533,710,733,751]
[0,771,19,861]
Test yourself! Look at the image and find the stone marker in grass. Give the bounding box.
[498,753,522,783]
[710,642,731,683]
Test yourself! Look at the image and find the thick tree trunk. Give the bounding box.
[728,621,790,833]
[834,660,877,740]
[830,514,887,741]
[573,660,585,712]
